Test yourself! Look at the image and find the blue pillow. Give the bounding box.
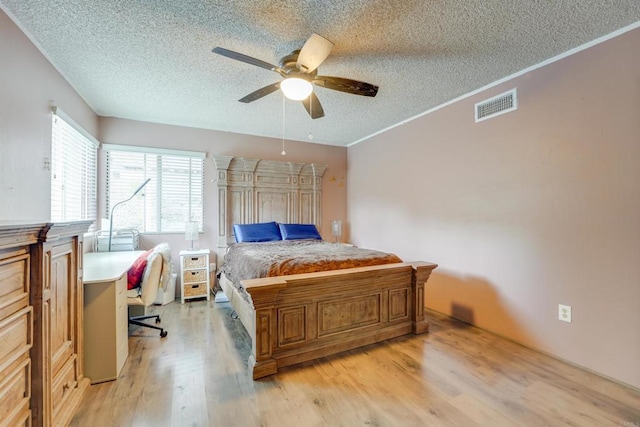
[278,223,322,240]
[233,222,282,243]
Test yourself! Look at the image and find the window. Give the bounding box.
[104,145,205,233]
[51,108,98,224]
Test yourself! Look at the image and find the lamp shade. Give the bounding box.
[185,221,199,242]
[280,77,313,101]
[331,220,342,242]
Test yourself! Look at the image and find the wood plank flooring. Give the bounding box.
[70,300,640,426]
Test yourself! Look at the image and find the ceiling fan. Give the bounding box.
[212,34,379,119]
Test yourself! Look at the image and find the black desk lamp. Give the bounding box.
[108,178,151,252]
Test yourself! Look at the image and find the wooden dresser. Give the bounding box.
[0,221,91,427]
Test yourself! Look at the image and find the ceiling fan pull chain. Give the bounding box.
[310,96,314,139]
[312,163,317,226]
[281,93,286,156]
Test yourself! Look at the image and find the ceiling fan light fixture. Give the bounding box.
[280,77,313,101]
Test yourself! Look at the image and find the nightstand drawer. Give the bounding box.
[183,269,206,283]
[183,283,207,297]
[183,255,207,269]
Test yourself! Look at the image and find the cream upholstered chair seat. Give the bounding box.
[128,247,168,337]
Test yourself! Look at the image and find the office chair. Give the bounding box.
[128,251,168,337]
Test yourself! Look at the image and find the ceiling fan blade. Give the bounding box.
[313,76,379,97]
[212,47,279,72]
[296,34,334,73]
[302,92,325,119]
[238,82,281,103]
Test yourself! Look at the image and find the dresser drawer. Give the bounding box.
[116,274,127,301]
[51,356,78,416]
[0,254,29,321]
[2,407,31,427]
[115,276,128,325]
[183,255,207,269]
[0,356,30,423]
[116,327,129,375]
[116,275,129,372]
[183,269,207,283]
[0,307,32,370]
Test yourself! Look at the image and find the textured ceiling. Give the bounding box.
[1,1,639,147]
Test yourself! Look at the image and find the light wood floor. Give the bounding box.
[71,300,640,427]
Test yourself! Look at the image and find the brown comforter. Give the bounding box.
[220,240,402,291]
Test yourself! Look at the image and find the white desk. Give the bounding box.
[83,251,144,384]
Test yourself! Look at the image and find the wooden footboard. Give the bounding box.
[240,261,437,379]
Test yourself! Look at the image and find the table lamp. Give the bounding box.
[332,220,342,243]
[185,220,199,250]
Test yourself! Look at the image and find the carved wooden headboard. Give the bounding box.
[213,155,327,255]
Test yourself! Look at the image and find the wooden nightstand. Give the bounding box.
[180,249,210,303]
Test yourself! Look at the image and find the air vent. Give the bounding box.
[475,89,517,122]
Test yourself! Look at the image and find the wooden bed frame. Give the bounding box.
[213,155,437,379]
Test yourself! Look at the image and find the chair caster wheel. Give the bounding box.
[155,317,161,324]
[160,330,168,338]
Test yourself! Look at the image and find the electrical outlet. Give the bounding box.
[558,304,572,323]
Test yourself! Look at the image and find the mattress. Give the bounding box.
[219,239,402,299]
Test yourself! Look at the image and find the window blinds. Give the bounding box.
[50,108,98,224]
[104,145,204,233]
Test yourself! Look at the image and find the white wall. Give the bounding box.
[347,27,640,389]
